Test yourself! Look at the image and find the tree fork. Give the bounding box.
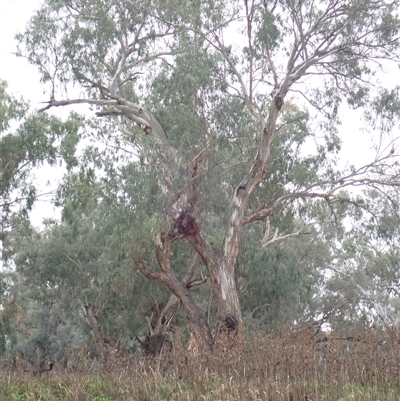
[134,245,214,352]
[142,253,204,355]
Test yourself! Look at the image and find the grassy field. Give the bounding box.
[1,327,400,400]
[1,375,399,401]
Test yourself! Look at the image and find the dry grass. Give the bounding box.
[1,327,400,400]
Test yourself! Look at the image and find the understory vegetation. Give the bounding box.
[2,328,400,400]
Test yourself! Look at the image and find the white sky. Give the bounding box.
[0,0,44,105]
[0,0,396,228]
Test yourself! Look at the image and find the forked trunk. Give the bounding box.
[136,94,284,350]
[134,254,214,353]
[143,253,204,355]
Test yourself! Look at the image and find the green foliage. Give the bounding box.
[0,276,16,355]
[0,80,84,358]
[4,0,400,357]
[0,79,82,231]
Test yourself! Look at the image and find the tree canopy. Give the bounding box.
[2,0,400,360]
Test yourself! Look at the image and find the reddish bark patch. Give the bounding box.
[170,211,199,239]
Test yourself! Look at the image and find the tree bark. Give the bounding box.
[134,235,214,352]
[82,302,108,363]
[186,223,243,336]
[142,253,204,355]
[211,253,242,334]
[185,97,284,339]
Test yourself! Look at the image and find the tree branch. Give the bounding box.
[261,220,332,248]
[39,97,177,163]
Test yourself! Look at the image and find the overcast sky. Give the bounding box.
[0,0,44,104]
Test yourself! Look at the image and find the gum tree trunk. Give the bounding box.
[82,302,107,363]
[134,235,214,353]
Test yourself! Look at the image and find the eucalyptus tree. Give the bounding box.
[0,79,81,236]
[8,187,148,363]
[315,187,400,332]
[18,0,400,350]
[7,157,213,361]
[0,80,82,357]
[238,217,333,329]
